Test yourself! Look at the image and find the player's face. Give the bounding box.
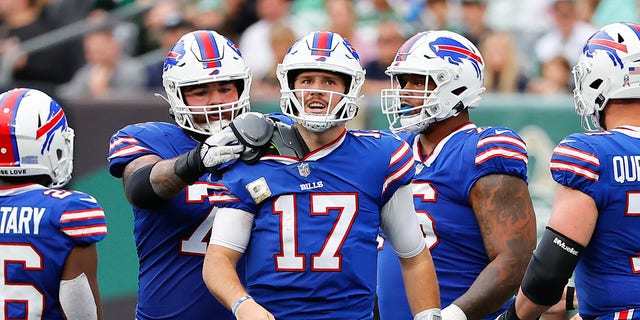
[182,81,240,123]
[399,74,435,115]
[293,71,347,115]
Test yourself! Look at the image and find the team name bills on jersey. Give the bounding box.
[0,206,45,234]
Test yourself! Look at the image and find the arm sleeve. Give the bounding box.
[59,273,97,320]
[209,207,254,253]
[380,184,426,258]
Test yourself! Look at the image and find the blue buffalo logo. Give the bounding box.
[163,40,186,72]
[583,30,627,69]
[429,37,483,78]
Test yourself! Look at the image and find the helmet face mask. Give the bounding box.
[0,88,74,188]
[381,30,485,133]
[162,30,251,135]
[572,22,640,131]
[276,31,365,132]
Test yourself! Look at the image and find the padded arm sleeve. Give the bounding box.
[209,207,254,253]
[124,163,167,209]
[380,184,426,258]
[521,226,583,306]
[59,273,97,320]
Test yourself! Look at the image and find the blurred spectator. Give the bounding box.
[145,12,194,90]
[186,0,258,43]
[138,0,182,54]
[239,0,297,81]
[326,0,376,65]
[460,0,492,47]
[526,55,572,95]
[575,0,600,24]
[45,0,94,23]
[251,21,297,101]
[480,31,528,93]
[410,0,461,33]
[0,0,84,91]
[57,25,145,99]
[533,0,597,67]
[362,20,405,96]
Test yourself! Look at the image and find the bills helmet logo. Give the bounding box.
[163,40,186,72]
[583,29,628,69]
[194,30,224,69]
[429,37,483,78]
[309,31,335,58]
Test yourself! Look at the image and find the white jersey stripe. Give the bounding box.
[550,161,599,181]
[475,148,528,165]
[60,209,105,222]
[477,136,527,150]
[554,145,600,166]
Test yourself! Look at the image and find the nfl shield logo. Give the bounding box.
[298,163,310,177]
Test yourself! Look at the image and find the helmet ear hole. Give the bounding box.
[590,79,603,90]
[452,86,467,96]
[57,149,63,161]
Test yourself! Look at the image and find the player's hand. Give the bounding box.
[174,126,244,184]
[199,126,245,170]
[234,297,275,320]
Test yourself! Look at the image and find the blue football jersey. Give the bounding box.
[377,123,528,320]
[108,122,237,320]
[550,126,640,319]
[0,184,107,319]
[214,129,414,320]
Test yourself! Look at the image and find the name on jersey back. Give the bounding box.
[0,206,45,235]
[613,155,640,183]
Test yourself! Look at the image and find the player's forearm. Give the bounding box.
[514,288,554,320]
[399,249,441,314]
[452,256,525,319]
[202,246,248,310]
[149,159,190,198]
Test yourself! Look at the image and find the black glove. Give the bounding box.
[174,127,244,184]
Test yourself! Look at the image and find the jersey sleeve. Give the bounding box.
[380,132,415,203]
[474,126,529,181]
[107,124,157,178]
[549,134,600,197]
[211,163,259,213]
[57,191,108,246]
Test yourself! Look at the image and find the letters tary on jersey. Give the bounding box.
[274,193,358,272]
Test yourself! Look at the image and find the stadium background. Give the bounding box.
[61,93,580,319]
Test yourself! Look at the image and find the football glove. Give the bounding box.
[174,126,244,184]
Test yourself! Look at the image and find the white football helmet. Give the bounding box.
[0,88,74,188]
[162,30,251,135]
[573,22,640,131]
[276,31,365,132]
[381,30,486,133]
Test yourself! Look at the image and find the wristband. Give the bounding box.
[414,308,442,320]
[566,286,576,310]
[442,304,467,320]
[232,295,253,316]
[173,146,204,185]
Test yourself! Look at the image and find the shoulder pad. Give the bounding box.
[230,112,275,164]
[268,122,310,158]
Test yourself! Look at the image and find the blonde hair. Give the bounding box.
[480,31,521,93]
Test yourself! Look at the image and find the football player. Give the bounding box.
[202,31,442,320]
[0,88,107,320]
[497,22,640,320]
[377,30,537,320]
[108,30,252,320]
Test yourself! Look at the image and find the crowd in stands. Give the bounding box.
[0,0,637,102]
